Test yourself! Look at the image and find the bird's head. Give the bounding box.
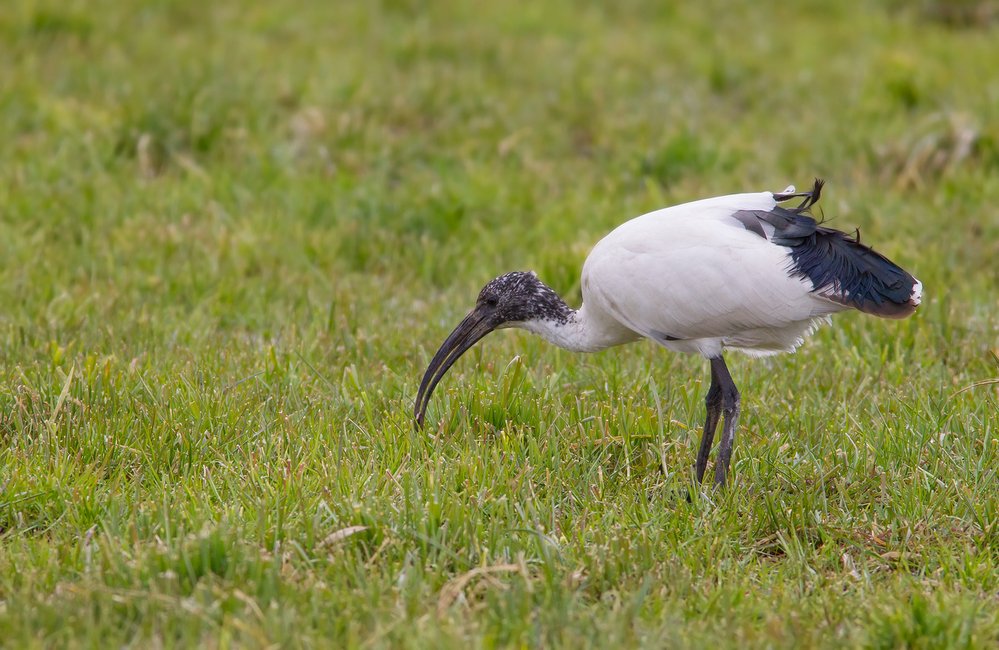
[413,271,570,428]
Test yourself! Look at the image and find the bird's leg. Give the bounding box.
[694,362,723,483]
[711,356,740,488]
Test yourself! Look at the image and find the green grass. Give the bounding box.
[1,0,998,647]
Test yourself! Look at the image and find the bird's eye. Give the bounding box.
[484,296,499,307]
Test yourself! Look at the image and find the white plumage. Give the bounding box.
[415,180,922,487]
[582,190,842,358]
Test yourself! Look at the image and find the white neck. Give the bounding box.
[512,303,640,353]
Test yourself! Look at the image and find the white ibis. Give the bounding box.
[414,180,921,487]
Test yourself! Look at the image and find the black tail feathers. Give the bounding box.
[791,226,921,318]
[747,180,922,318]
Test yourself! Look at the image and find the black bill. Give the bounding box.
[414,308,496,428]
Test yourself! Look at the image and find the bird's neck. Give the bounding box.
[515,303,640,353]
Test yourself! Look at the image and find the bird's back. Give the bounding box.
[580,183,921,358]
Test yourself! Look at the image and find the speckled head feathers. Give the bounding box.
[476,271,573,326]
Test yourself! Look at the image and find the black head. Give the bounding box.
[475,271,572,327]
[413,271,571,428]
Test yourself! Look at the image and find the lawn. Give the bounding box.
[1,0,997,647]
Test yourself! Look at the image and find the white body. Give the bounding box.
[419,184,920,482]
[559,190,850,358]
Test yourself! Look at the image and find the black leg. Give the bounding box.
[694,362,723,483]
[710,356,740,487]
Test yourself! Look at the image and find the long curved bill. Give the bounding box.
[414,308,496,428]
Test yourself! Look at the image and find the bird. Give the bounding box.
[414,180,921,487]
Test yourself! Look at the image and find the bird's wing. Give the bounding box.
[733,206,921,318]
[581,190,844,343]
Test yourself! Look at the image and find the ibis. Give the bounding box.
[414,180,921,487]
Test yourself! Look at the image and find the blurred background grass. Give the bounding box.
[0,0,997,647]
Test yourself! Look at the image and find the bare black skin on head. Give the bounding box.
[413,271,572,428]
[476,271,573,326]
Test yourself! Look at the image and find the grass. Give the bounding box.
[1,0,997,647]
